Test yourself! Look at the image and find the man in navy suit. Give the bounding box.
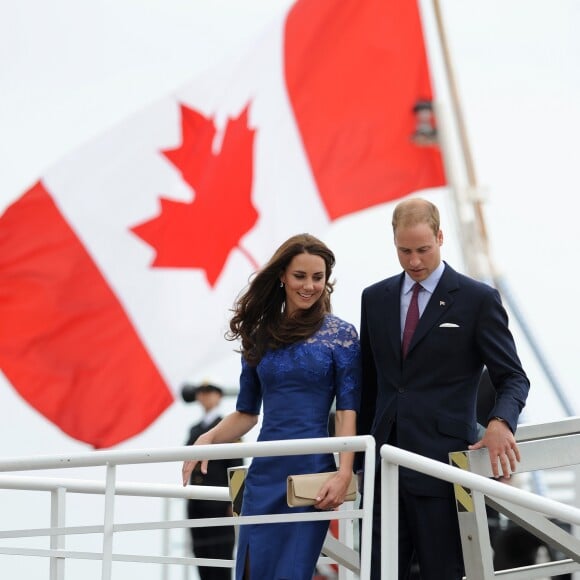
[357,198,529,580]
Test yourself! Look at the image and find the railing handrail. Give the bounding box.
[0,475,230,500]
[380,443,580,526]
[0,435,373,472]
[517,416,580,442]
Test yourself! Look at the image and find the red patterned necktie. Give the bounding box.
[402,283,421,359]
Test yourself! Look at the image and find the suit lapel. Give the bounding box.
[383,274,404,361]
[407,264,458,355]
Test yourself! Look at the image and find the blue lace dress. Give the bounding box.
[234,314,361,579]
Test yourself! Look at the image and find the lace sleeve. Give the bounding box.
[236,356,262,415]
[332,319,362,412]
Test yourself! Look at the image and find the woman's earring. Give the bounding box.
[280,281,284,288]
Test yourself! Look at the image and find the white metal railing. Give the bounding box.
[380,442,580,580]
[0,435,375,580]
[516,416,580,442]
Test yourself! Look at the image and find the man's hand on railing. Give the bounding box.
[468,418,521,479]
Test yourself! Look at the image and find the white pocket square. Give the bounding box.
[439,322,460,328]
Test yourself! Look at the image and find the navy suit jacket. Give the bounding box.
[357,263,529,496]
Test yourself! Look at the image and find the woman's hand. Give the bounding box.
[182,432,213,486]
[314,471,353,511]
[180,411,257,486]
[315,409,357,510]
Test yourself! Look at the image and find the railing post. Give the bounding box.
[161,497,170,580]
[338,505,355,580]
[359,436,375,580]
[101,463,116,580]
[449,451,496,580]
[49,486,66,580]
[381,450,399,580]
[574,465,580,580]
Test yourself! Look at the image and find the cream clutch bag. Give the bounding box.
[287,471,358,507]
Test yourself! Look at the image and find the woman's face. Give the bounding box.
[280,252,326,316]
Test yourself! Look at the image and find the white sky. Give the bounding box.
[1,1,580,577]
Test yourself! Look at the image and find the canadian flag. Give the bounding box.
[0,0,444,448]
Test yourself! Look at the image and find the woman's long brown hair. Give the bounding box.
[226,233,335,365]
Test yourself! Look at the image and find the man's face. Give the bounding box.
[394,223,443,282]
[196,390,221,412]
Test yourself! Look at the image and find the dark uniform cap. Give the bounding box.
[193,383,224,397]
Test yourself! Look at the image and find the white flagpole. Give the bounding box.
[430,0,493,282]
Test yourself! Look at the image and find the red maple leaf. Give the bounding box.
[131,104,258,287]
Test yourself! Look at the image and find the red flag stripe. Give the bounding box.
[0,182,173,448]
[285,0,446,220]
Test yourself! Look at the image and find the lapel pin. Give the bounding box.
[439,301,446,306]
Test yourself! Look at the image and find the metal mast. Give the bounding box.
[429,0,575,416]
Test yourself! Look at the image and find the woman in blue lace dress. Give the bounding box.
[182,233,361,580]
